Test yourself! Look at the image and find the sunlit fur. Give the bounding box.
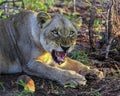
[36,52,53,66]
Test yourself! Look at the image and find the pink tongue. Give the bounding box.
[55,51,67,61]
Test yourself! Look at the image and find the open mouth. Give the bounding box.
[51,50,67,64]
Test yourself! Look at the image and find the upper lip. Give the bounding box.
[61,46,70,53]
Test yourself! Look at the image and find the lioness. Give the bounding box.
[0,10,103,86]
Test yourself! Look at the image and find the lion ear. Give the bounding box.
[37,12,51,28]
[72,17,82,30]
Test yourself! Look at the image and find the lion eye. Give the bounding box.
[69,31,75,37]
[52,30,59,37]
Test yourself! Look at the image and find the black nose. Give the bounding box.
[61,46,70,52]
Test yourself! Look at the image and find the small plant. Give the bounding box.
[69,51,89,65]
[90,88,101,96]
[15,80,34,96]
[0,82,5,91]
[24,0,58,12]
[112,70,120,76]
[17,80,26,88]
[64,84,77,89]
[15,90,34,96]
[0,0,22,19]
[117,70,120,74]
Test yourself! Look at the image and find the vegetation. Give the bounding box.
[70,51,89,65]
[24,0,57,12]
[15,80,34,96]
[0,82,5,91]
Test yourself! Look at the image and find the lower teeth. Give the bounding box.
[57,57,64,62]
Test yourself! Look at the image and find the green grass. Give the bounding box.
[15,90,34,96]
[0,82,5,91]
[24,0,58,12]
[15,80,34,96]
[90,88,101,96]
[69,51,89,65]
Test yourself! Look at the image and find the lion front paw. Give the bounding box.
[59,70,86,87]
[85,68,104,81]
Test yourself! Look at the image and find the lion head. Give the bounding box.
[37,12,78,64]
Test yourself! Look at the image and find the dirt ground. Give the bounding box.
[0,59,120,96]
[0,74,120,96]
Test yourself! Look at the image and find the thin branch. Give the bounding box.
[105,37,113,58]
[105,0,114,58]
[88,6,96,52]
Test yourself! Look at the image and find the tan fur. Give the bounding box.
[0,10,104,87]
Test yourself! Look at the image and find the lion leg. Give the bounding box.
[58,58,90,73]
[23,60,86,86]
[58,58,104,80]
